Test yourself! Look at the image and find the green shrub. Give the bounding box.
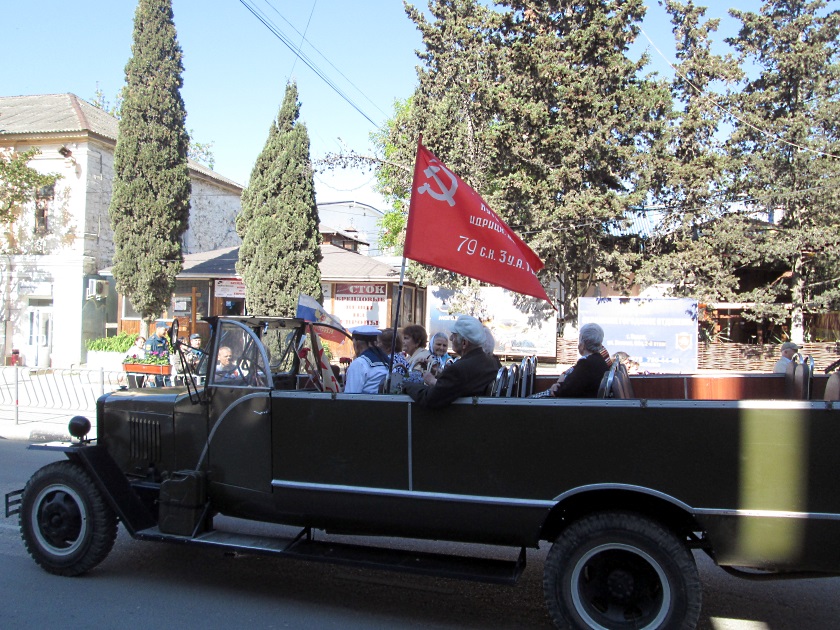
[85,331,137,353]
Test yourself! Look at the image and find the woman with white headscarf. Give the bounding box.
[428,331,452,375]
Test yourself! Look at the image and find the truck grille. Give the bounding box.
[129,415,162,463]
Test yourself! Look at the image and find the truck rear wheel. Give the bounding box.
[543,511,701,629]
[20,461,118,576]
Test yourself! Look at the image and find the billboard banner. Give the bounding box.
[578,297,698,372]
[428,286,557,357]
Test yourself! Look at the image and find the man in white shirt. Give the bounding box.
[344,326,389,394]
[773,341,800,373]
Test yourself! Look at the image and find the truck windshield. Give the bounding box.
[211,320,271,388]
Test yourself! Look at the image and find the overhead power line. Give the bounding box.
[261,0,389,120]
[288,0,317,77]
[639,27,840,161]
[238,0,381,127]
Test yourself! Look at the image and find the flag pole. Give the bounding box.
[386,256,407,387]
[385,135,423,391]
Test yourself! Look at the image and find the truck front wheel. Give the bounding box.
[543,511,701,629]
[20,461,118,576]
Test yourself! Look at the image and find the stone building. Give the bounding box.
[0,93,242,367]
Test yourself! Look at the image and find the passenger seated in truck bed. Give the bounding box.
[402,315,498,408]
[344,326,389,394]
[549,323,610,398]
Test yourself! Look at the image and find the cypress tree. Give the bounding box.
[109,0,191,331]
[236,82,323,316]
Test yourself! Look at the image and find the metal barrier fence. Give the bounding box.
[0,367,125,425]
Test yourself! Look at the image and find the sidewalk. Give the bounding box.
[0,408,95,442]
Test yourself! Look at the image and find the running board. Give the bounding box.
[135,526,526,585]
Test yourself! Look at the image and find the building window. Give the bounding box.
[122,296,142,320]
[35,184,54,234]
[173,280,209,318]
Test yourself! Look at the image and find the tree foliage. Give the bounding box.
[108,0,191,326]
[635,0,743,304]
[366,0,840,340]
[0,148,59,232]
[89,84,215,168]
[373,0,669,325]
[724,0,840,341]
[490,0,670,324]
[236,81,323,316]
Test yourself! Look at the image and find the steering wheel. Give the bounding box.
[169,319,179,345]
[238,357,266,387]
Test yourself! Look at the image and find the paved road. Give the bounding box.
[2,438,839,629]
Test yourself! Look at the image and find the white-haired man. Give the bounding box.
[773,341,799,374]
[549,322,609,398]
[402,315,498,408]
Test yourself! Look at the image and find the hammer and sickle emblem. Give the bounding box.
[417,162,458,207]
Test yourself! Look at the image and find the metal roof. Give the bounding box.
[0,93,118,140]
[0,93,242,190]
[131,243,402,282]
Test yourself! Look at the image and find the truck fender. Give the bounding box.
[540,483,704,544]
[58,444,157,535]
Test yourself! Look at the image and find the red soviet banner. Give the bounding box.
[404,140,552,304]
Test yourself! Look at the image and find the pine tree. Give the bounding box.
[236,82,322,316]
[489,0,671,324]
[109,0,191,331]
[378,1,670,324]
[726,0,840,342]
[636,0,743,306]
[386,0,500,288]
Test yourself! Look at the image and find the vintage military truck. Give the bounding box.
[6,316,840,630]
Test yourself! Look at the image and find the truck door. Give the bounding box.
[204,319,272,492]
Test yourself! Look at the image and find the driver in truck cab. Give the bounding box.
[402,315,497,408]
[215,346,242,382]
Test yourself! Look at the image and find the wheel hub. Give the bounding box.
[606,567,636,602]
[572,543,670,629]
[39,491,82,547]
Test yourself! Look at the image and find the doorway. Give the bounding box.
[25,299,53,368]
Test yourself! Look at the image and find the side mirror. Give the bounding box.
[169,319,180,347]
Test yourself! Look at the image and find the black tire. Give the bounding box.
[543,511,701,630]
[20,461,118,576]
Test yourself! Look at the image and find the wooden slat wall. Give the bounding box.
[556,338,840,373]
[534,373,830,399]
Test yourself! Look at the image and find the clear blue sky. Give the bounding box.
[3,0,761,210]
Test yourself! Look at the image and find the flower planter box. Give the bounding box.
[124,363,172,375]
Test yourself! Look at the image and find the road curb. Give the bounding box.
[0,414,94,442]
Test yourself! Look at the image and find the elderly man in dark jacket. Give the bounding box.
[549,323,609,398]
[402,315,498,408]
